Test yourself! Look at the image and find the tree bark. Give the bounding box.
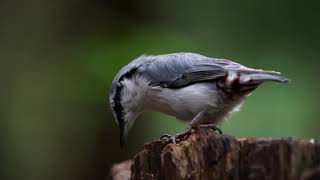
[111,129,320,180]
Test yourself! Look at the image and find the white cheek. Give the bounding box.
[120,76,150,117]
[126,114,135,130]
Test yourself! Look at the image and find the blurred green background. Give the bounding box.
[1,0,319,179]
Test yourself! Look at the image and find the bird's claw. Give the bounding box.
[160,134,172,140]
[199,124,223,134]
[212,126,223,134]
[160,134,177,144]
[160,134,180,144]
[160,127,193,144]
[160,124,222,144]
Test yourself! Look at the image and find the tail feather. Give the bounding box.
[220,70,289,94]
[243,71,289,84]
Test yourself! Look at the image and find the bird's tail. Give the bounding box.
[219,69,289,93]
[239,69,289,84]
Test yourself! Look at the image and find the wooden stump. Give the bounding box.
[111,130,320,180]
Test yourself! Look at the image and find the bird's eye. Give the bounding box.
[110,101,115,107]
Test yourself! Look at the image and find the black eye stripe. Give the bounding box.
[112,67,139,131]
[114,83,124,128]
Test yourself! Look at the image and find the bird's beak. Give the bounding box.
[119,122,128,148]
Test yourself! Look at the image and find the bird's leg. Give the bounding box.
[189,111,206,127]
[160,112,205,143]
[190,111,223,134]
[198,124,223,134]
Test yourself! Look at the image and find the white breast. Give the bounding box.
[146,82,234,123]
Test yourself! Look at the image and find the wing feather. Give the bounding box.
[140,53,245,88]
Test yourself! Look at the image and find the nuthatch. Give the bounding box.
[109,52,288,146]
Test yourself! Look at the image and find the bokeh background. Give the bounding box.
[1,0,320,179]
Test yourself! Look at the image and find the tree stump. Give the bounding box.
[110,130,320,180]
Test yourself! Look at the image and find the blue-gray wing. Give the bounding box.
[139,53,247,88]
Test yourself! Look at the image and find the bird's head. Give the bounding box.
[109,75,146,147]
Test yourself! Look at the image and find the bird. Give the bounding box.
[108,52,289,147]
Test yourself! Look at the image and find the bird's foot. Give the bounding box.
[198,123,223,134]
[160,127,193,144]
[160,124,222,144]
